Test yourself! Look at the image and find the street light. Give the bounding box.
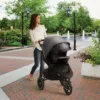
[66,7,71,16]
[21,7,30,46]
[66,7,77,50]
[26,7,30,17]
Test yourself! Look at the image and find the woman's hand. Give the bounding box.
[35,40,41,44]
[35,41,38,44]
[35,39,44,44]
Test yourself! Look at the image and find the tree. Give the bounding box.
[40,14,59,33]
[5,0,48,29]
[5,0,48,17]
[92,19,100,31]
[77,6,92,32]
[56,1,92,34]
[0,18,10,30]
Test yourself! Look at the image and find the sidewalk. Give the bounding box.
[1,49,100,100]
[0,40,99,100]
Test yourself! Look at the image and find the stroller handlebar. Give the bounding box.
[38,39,44,48]
[58,56,69,60]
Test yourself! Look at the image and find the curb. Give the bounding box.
[0,46,32,52]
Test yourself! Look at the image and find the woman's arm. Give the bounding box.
[29,30,38,46]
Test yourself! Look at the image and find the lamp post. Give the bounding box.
[73,11,76,50]
[66,7,77,50]
[21,7,30,46]
[21,12,24,46]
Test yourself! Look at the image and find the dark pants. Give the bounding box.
[30,48,44,77]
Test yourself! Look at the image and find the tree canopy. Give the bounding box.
[5,0,48,18]
[0,0,99,34]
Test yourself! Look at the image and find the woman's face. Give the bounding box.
[36,15,40,24]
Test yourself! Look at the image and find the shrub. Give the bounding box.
[75,38,100,66]
[3,29,22,46]
[0,39,2,48]
[97,28,100,43]
[0,30,5,46]
[7,41,22,46]
[86,38,100,65]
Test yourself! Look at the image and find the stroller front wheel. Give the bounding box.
[63,83,72,95]
[37,77,44,90]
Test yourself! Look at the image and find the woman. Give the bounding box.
[29,13,47,80]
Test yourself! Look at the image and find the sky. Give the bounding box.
[0,0,100,19]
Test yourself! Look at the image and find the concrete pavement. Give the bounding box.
[0,40,100,100]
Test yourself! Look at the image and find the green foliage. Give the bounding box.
[0,18,11,30]
[92,19,100,31]
[6,0,48,17]
[75,38,100,66]
[5,0,48,30]
[3,29,22,46]
[0,39,2,48]
[27,40,32,45]
[97,28,100,42]
[0,30,5,38]
[85,26,93,32]
[85,59,94,65]
[0,29,31,46]
[56,1,92,34]
[87,38,100,65]
[7,41,22,46]
[4,0,100,34]
[57,1,72,30]
[0,31,5,47]
[42,15,59,33]
[86,38,100,65]
[77,6,92,31]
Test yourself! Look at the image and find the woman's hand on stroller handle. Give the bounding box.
[38,39,44,42]
[38,39,44,48]
[35,39,44,44]
[38,39,44,44]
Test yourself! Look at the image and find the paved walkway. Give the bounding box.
[0,40,100,100]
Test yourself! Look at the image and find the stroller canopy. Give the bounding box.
[42,36,71,58]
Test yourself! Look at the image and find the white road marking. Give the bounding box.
[0,88,10,100]
[0,56,33,60]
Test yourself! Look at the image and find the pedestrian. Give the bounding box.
[29,13,47,80]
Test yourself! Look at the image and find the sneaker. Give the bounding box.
[29,77,34,81]
[29,74,34,81]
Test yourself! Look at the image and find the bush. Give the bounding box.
[0,39,2,48]
[97,28,100,43]
[27,40,32,45]
[75,38,100,66]
[7,41,22,46]
[0,29,31,46]
[3,29,22,46]
[86,38,100,65]
[0,30,5,47]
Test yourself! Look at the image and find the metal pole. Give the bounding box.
[73,12,76,50]
[22,12,24,46]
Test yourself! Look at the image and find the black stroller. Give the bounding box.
[37,36,73,95]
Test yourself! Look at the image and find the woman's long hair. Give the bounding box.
[29,14,40,30]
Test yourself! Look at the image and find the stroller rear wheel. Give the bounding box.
[63,83,72,95]
[37,77,44,90]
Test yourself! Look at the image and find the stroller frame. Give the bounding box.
[37,39,73,95]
